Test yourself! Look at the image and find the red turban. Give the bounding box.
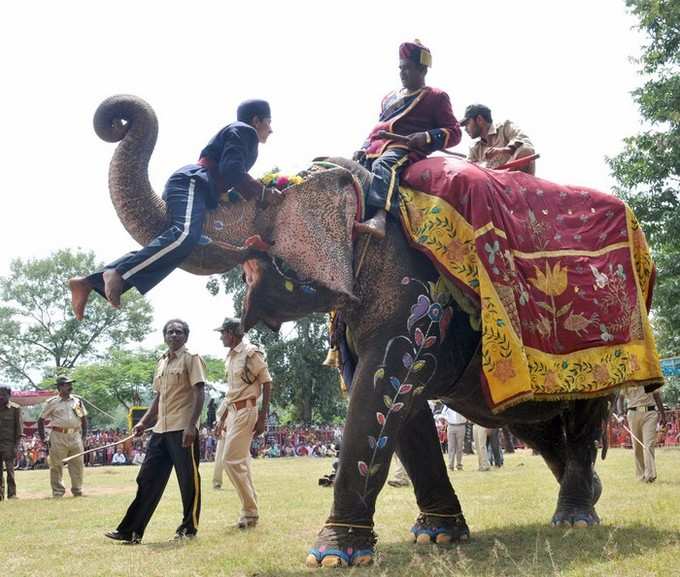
[399,39,432,67]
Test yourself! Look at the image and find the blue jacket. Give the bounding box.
[176,122,259,209]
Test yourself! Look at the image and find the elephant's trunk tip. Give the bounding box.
[93,94,156,144]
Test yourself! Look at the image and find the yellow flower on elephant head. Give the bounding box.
[529,261,568,297]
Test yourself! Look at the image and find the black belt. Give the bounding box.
[628,405,656,411]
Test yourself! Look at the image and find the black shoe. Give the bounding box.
[105,530,140,544]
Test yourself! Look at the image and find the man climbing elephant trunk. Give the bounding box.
[68,99,277,319]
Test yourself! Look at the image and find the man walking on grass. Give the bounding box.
[214,317,272,529]
[105,319,206,543]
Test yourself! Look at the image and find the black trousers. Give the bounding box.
[0,449,16,499]
[361,148,410,216]
[117,431,201,538]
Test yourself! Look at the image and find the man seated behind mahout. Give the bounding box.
[460,103,536,174]
[353,40,461,239]
[68,100,277,320]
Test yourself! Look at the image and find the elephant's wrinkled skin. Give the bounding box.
[96,96,611,567]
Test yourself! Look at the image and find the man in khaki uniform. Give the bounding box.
[460,104,536,174]
[212,395,229,489]
[105,319,206,543]
[618,386,666,483]
[441,405,467,471]
[38,376,88,497]
[387,454,411,488]
[0,386,23,500]
[473,423,491,472]
[214,317,272,529]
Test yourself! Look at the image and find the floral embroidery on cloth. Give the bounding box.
[399,157,663,412]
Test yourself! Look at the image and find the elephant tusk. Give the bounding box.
[244,235,272,252]
[210,240,261,263]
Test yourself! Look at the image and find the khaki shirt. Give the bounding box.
[0,401,23,448]
[624,386,656,409]
[225,341,272,404]
[468,120,535,169]
[40,395,88,429]
[153,345,207,433]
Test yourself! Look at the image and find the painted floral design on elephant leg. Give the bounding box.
[356,276,453,506]
[306,276,457,567]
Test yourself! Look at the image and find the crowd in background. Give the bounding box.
[14,435,49,469]
[12,409,679,470]
[608,408,680,447]
[13,424,343,468]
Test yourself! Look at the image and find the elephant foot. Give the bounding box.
[306,524,377,568]
[411,513,470,545]
[550,508,600,528]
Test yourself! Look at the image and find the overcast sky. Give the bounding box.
[0,0,644,360]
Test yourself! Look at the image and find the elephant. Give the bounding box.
[93,95,659,568]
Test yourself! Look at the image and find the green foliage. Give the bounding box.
[609,1,680,361]
[203,355,226,385]
[208,270,347,424]
[0,249,153,388]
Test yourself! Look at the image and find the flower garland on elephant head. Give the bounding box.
[259,168,305,190]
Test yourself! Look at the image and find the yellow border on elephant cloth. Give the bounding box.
[397,185,664,413]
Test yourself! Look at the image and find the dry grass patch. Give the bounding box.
[1,449,679,577]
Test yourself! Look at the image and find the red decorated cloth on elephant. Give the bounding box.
[399,157,663,412]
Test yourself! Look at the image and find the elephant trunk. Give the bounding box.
[94,94,243,275]
[94,95,168,247]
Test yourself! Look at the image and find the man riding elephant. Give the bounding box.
[353,40,461,239]
[460,103,536,174]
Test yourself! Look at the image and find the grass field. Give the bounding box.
[2,448,680,577]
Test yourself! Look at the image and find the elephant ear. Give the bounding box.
[269,167,358,301]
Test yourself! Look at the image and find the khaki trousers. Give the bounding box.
[447,423,466,469]
[48,431,84,496]
[223,406,259,519]
[473,425,490,471]
[212,436,226,487]
[627,408,658,481]
[389,454,410,485]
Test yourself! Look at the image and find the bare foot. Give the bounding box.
[68,277,93,320]
[354,211,386,240]
[102,269,124,308]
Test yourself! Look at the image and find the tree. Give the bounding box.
[0,249,153,388]
[207,270,347,424]
[609,0,680,356]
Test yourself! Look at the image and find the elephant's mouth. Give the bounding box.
[240,256,345,333]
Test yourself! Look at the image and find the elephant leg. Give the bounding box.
[550,399,606,527]
[306,360,404,568]
[511,399,606,528]
[509,415,567,484]
[397,401,469,545]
